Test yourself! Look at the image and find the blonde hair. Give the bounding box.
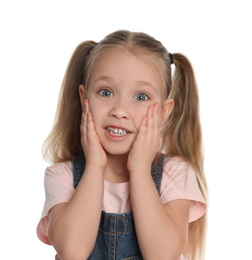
[43,30,207,260]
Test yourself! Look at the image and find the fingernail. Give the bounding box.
[154,103,160,110]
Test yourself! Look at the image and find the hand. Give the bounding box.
[127,103,161,174]
[81,99,107,168]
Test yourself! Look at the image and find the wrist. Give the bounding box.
[129,165,152,178]
[85,163,106,174]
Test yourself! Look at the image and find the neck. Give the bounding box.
[104,153,129,183]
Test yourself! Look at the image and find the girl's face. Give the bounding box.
[84,48,171,155]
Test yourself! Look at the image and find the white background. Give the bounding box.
[1,0,251,259]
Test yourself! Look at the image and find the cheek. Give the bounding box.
[88,100,101,125]
[88,99,108,128]
[132,108,148,129]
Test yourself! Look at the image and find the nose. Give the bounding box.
[108,100,130,120]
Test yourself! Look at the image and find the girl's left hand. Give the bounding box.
[127,103,161,174]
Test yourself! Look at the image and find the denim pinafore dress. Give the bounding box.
[73,155,164,260]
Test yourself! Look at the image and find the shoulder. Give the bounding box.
[45,161,73,182]
[46,160,73,175]
[162,156,199,191]
[44,161,75,198]
[161,156,207,222]
[162,156,194,184]
[163,156,190,172]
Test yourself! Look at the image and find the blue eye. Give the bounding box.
[99,89,113,97]
[135,93,149,101]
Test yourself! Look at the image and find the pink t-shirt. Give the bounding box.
[37,156,206,259]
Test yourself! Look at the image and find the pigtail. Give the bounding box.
[42,41,96,164]
[168,54,202,170]
[166,53,208,260]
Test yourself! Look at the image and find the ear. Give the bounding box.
[160,98,174,126]
[79,85,86,110]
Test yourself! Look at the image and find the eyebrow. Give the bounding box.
[93,76,113,84]
[135,80,156,90]
[93,76,157,91]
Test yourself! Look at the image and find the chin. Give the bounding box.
[103,146,131,157]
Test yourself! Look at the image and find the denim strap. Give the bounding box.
[151,155,164,196]
[73,154,85,189]
[73,154,164,195]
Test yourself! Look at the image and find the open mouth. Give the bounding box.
[107,126,129,136]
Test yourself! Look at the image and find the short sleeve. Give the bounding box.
[160,157,207,223]
[36,161,75,244]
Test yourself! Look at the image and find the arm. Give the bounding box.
[48,100,107,260]
[130,173,190,260]
[48,164,104,259]
[128,103,190,259]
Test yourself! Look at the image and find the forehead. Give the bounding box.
[88,48,164,90]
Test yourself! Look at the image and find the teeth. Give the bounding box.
[107,127,128,136]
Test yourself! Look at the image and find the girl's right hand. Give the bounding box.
[81,99,107,168]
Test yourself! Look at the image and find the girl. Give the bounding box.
[37,30,207,260]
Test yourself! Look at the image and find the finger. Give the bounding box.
[86,112,95,132]
[146,104,154,137]
[84,99,90,113]
[83,100,90,138]
[153,103,161,138]
[81,110,88,143]
[86,112,101,147]
[81,100,90,142]
[138,115,148,135]
[133,115,147,149]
